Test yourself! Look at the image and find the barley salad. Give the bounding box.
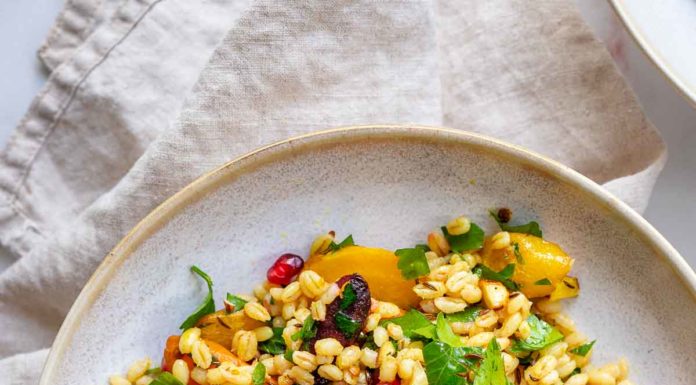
[109,209,632,385]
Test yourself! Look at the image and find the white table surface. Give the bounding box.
[0,1,694,272]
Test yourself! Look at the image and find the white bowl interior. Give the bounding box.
[48,128,695,385]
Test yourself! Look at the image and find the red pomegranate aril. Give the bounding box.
[267,253,304,285]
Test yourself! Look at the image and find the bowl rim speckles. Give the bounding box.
[38,125,696,385]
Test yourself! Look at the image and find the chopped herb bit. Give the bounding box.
[381,309,434,339]
[179,265,216,330]
[423,341,482,385]
[534,278,552,286]
[151,372,184,385]
[489,210,543,238]
[252,362,266,385]
[259,327,286,355]
[473,338,508,385]
[362,334,378,350]
[441,223,485,252]
[446,306,481,323]
[145,367,163,376]
[435,313,463,347]
[512,242,525,265]
[412,324,436,339]
[292,316,317,341]
[335,311,361,338]
[511,315,564,354]
[570,340,596,357]
[569,368,582,376]
[225,293,248,313]
[415,244,431,252]
[284,349,295,363]
[395,248,431,279]
[473,264,519,291]
[340,283,357,310]
[329,234,355,251]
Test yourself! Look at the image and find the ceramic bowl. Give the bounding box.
[40,126,696,385]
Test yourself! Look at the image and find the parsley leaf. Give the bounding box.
[442,224,485,252]
[415,244,431,252]
[145,368,163,376]
[570,340,596,357]
[335,311,361,338]
[511,315,564,354]
[151,372,184,385]
[340,283,357,310]
[435,313,463,347]
[395,248,431,279]
[179,265,216,330]
[225,293,248,313]
[534,278,552,286]
[381,309,434,339]
[330,235,355,251]
[473,264,519,291]
[423,341,482,385]
[569,368,581,376]
[259,327,286,355]
[512,242,525,265]
[489,210,543,238]
[473,338,508,385]
[284,349,295,363]
[252,362,266,385]
[292,316,317,341]
[446,306,482,323]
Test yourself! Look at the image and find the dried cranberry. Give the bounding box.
[312,274,371,347]
[267,253,304,285]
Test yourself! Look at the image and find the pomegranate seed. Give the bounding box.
[267,253,304,285]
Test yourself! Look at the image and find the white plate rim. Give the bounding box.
[609,0,696,108]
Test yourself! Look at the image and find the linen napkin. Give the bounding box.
[0,1,665,384]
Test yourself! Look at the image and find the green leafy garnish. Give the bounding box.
[512,242,525,265]
[423,341,482,385]
[292,316,317,342]
[284,349,295,363]
[473,338,508,385]
[473,264,519,291]
[442,223,485,252]
[569,368,581,376]
[252,362,266,385]
[151,372,184,385]
[446,306,481,323]
[569,340,596,357]
[259,327,286,355]
[145,367,163,376]
[489,210,543,238]
[330,235,355,251]
[511,315,564,354]
[340,283,357,310]
[415,244,431,252]
[412,324,437,339]
[225,293,248,313]
[179,265,216,330]
[335,311,361,338]
[534,278,552,286]
[395,248,431,279]
[381,309,434,339]
[435,313,463,347]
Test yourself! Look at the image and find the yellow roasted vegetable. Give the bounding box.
[304,245,420,309]
[481,233,573,298]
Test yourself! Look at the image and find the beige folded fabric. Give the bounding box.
[0,0,664,384]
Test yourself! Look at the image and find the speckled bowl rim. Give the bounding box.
[39,125,696,385]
